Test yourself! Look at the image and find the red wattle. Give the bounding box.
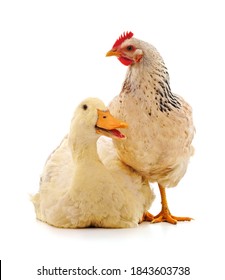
[118,56,133,66]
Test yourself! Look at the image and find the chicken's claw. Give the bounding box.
[152,184,193,224]
[152,209,192,224]
[140,211,154,223]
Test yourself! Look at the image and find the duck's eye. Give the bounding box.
[82,104,88,110]
[103,116,107,119]
[126,45,133,51]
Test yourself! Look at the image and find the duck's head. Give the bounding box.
[70,98,128,141]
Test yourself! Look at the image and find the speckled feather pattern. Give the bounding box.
[109,38,195,187]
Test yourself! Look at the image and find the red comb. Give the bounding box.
[112,31,134,49]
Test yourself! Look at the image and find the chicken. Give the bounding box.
[106,32,195,224]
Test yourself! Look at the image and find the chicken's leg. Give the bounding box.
[141,211,154,223]
[152,184,192,224]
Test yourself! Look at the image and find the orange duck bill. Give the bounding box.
[95,109,128,139]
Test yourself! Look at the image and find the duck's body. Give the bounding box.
[32,98,154,228]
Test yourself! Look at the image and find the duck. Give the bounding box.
[32,97,154,228]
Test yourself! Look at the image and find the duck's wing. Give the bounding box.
[97,136,155,219]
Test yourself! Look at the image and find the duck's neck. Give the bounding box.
[68,137,103,197]
[70,138,100,164]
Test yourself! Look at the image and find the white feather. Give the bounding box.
[32,98,154,228]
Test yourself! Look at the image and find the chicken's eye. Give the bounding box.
[126,45,133,51]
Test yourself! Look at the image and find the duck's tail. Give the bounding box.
[30,193,40,218]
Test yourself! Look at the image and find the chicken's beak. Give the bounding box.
[95,109,128,139]
[106,49,120,57]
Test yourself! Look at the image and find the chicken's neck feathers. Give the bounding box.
[122,45,181,113]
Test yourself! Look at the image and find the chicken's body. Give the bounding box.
[107,33,195,224]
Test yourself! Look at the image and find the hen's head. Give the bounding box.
[106,32,143,66]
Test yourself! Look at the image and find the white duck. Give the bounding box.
[32,98,154,228]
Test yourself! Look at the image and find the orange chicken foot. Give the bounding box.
[139,211,154,223]
[152,184,192,225]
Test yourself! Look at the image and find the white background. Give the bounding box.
[0,0,224,279]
